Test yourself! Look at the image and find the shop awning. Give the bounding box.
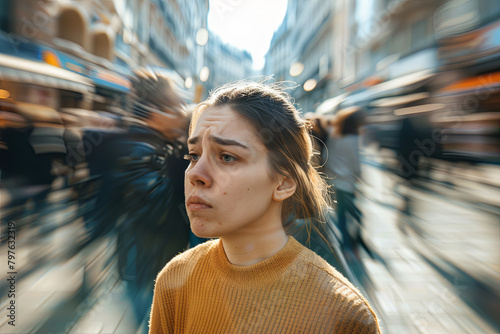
[343,69,436,107]
[369,69,435,96]
[370,92,430,107]
[438,71,500,96]
[315,93,348,115]
[0,54,94,94]
[88,64,131,93]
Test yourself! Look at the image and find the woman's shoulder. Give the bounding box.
[296,242,377,308]
[155,239,219,285]
[295,246,380,331]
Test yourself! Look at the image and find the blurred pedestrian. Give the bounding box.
[0,100,67,219]
[84,69,191,329]
[323,107,365,254]
[149,82,380,333]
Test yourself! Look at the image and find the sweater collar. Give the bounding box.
[211,236,304,288]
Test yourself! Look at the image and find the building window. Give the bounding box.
[57,8,86,48]
[411,18,428,51]
[0,0,11,32]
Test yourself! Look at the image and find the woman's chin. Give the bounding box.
[192,230,214,239]
[191,221,217,239]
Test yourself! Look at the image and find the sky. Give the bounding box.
[207,0,288,70]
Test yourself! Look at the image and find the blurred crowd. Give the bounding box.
[302,15,500,329]
[0,68,195,332]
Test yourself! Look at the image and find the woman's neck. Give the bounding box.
[220,227,288,266]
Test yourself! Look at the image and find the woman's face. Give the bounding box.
[185,105,281,239]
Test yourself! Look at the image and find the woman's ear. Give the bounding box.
[273,175,297,202]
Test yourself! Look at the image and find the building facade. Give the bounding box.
[198,31,254,100]
[0,0,208,109]
[266,0,500,111]
[265,0,336,114]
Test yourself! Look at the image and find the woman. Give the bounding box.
[149,82,380,333]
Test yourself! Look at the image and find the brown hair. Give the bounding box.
[190,81,331,227]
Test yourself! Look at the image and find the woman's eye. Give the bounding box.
[221,154,236,163]
[184,153,200,162]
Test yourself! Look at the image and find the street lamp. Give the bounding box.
[199,66,210,82]
[303,79,317,92]
[196,28,209,46]
[193,27,209,102]
[185,76,193,89]
[290,62,304,77]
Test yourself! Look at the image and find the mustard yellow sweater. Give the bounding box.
[149,236,380,333]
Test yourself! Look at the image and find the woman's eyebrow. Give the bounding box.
[187,136,200,145]
[187,135,249,150]
[210,135,249,150]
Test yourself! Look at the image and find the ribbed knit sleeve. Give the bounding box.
[331,284,380,333]
[149,266,174,333]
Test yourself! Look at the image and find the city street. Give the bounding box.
[354,148,499,334]
[1,0,500,332]
[5,150,492,334]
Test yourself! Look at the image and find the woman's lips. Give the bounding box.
[187,195,212,211]
[187,203,212,211]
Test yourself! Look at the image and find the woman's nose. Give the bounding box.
[186,155,212,187]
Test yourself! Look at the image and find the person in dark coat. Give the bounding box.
[84,70,191,330]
